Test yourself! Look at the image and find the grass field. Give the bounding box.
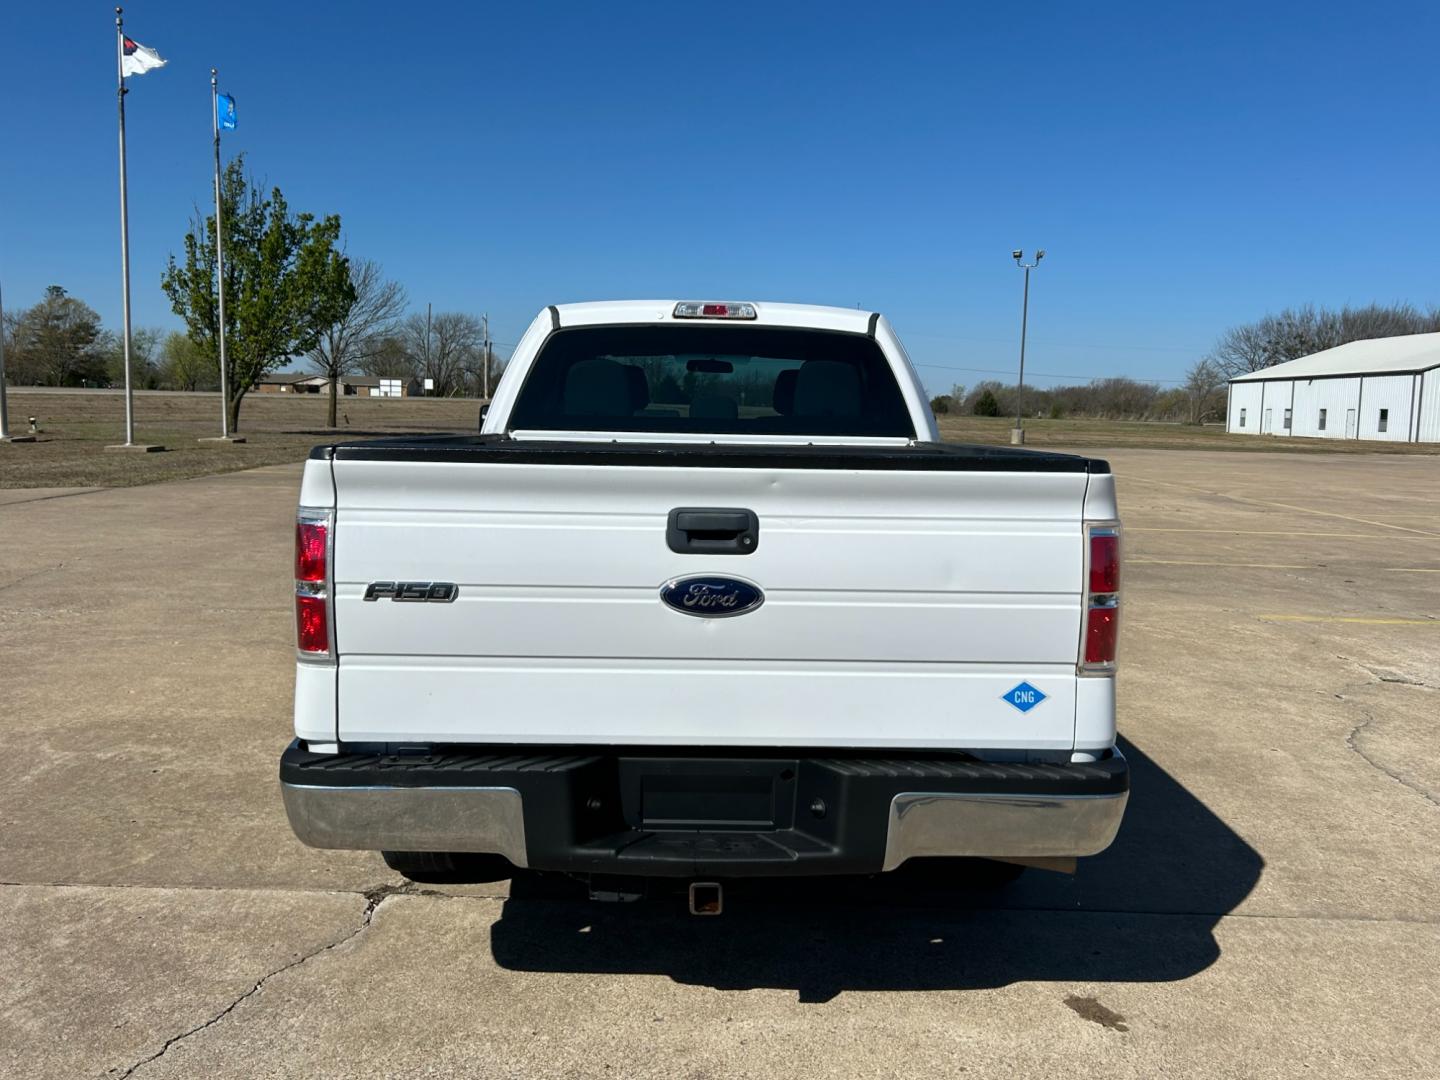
[0,390,485,488]
[2,388,1434,488]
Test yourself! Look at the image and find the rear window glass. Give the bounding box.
[507,325,915,437]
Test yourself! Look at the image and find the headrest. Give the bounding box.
[689,394,739,421]
[624,365,650,411]
[773,368,799,415]
[564,358,636,417]
[792,360,862,418]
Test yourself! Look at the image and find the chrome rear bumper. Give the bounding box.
[280,741,1129,876]
[882,790,1128,870]
[281,783,530,867]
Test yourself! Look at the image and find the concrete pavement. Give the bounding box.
[1,451,1437,1077]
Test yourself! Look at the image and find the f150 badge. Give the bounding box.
[660,575,764,618]
[364,581,458,602]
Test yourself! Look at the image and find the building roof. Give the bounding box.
[1230,332,1440,382]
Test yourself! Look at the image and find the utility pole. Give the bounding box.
[425,302,432,395]
[1010,249,1045,445]
[481,313,491,400]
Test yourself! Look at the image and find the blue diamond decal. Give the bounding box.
[1002,681,1047,713]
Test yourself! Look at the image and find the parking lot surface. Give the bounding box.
[1,449,1437,1078]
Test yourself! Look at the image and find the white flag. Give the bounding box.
[121,37,167,77]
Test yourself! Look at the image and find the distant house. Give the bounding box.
[255,373,318,394]
[256,373,419,398]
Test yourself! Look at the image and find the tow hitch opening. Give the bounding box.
[689,881,723,916]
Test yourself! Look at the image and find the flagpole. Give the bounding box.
[115,7,136,446]
[0,282,9,438]
[0,281,31,443]
[211,69,231,438]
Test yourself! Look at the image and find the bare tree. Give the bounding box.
[359,333,417,380]
[462,336,509,398]
[398,311,484,396]
[1182,358,1224,425]
[1210,303,1440,379]
[308,259,407,426]
[104,326,163,388]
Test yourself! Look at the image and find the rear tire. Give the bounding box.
[381,850,514,884]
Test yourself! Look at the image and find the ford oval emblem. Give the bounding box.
[660,575,765,618]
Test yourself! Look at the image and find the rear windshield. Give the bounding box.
[506,325,915,437]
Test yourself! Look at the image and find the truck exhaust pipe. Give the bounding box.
[688,881,723,916]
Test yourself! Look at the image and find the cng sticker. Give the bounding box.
[1002,681,1047,713]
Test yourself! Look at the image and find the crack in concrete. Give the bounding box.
[0,488,105,507]
[1334,656,1440,811]
[0,561,65,593]
[0,878,510,901]
[1347,658,1440,691]
[1344,705,1440,810]
[108,883,414,1078]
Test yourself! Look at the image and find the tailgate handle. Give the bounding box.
[667,508,759,555]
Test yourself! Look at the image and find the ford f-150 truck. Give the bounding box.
[281,300,1127,901]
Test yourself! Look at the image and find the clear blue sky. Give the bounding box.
[3,1,1437,392]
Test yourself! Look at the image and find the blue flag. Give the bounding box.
[217,92,237,131]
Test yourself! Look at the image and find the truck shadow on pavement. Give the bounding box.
[488,738,1263,1002]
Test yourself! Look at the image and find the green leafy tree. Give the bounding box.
[7,286,108,386]
[929,394,952,414]
[972,388,1001,416]
[162,155,354,431]
[157,331,218,391]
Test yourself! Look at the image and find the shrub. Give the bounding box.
[973,389,1001,416]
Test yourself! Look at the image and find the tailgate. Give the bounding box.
[330,458,1089,750]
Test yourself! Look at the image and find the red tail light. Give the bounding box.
[1088,532,1119,594]
[1080,524,1120,673]
[295,508,332,656]
[1084,605,1118,665]
[296,520,327,582]
[295,594,329,653]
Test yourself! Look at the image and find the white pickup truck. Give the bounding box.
[281,300,1127,898]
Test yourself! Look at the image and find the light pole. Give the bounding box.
[1010,248,1044,445]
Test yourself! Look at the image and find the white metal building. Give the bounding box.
[1227,332,1440,443]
